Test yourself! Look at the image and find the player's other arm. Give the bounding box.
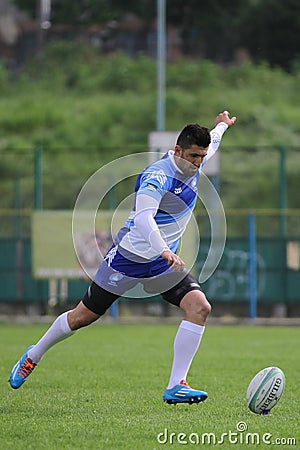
[204,110,237,162]
[134,193,185,272]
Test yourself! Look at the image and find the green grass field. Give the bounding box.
[1,323,299,449]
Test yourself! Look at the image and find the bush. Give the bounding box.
[0,43,300,209]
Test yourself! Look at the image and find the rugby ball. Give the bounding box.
[246,366,285,414]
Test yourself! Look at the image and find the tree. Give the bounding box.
[14,0,300,70]
[241,0,300,70]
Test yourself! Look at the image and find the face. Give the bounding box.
[174,144,208,176]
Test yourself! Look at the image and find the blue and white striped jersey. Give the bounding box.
[117,122,228,260]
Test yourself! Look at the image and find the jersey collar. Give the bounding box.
[168,150,184,174]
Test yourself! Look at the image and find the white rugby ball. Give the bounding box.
[246,366,285,414]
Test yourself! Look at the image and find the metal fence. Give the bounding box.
[1,146,299,316]
[0,210,299,310]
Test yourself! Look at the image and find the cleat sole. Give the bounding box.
[164,395,207,405]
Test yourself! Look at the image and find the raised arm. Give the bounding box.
[204,110,237,163]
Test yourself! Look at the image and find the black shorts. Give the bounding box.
[82,273,202,316]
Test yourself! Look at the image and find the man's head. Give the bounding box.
[174,123,211,176]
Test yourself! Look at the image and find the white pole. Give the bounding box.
[40,0,51,29]
[156,0,166,131]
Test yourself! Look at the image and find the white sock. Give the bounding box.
[167,320,205,389]
[28,311,75,363]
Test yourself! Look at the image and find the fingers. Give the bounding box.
[160,249,185,272]
[216,110,237,127]
[222,110,231,119]
[168,254,185,272]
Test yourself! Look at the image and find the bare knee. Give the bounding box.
[67,301,100,330]
[180,290,211,325]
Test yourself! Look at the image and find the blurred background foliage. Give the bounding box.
[16,0,300,70]
[1,0,300,213]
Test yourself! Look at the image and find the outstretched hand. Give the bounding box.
[215,110,236,127]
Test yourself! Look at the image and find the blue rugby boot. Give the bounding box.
[9,345,37,389]
[163,380,208,405]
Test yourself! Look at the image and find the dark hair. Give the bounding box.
[176,123,211,150]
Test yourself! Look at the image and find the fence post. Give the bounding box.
[278,145,287,236]
[34,147,42,210]
[14,177,24,299]
[248,211,257,320]
[13,177,21,238]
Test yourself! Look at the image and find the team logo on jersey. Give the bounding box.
[191,178,198,192]
[144,169,167,188]
[108,271,124,287]
[146,183,158,192]
[174,187,182,195]
[109,272,124,282]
